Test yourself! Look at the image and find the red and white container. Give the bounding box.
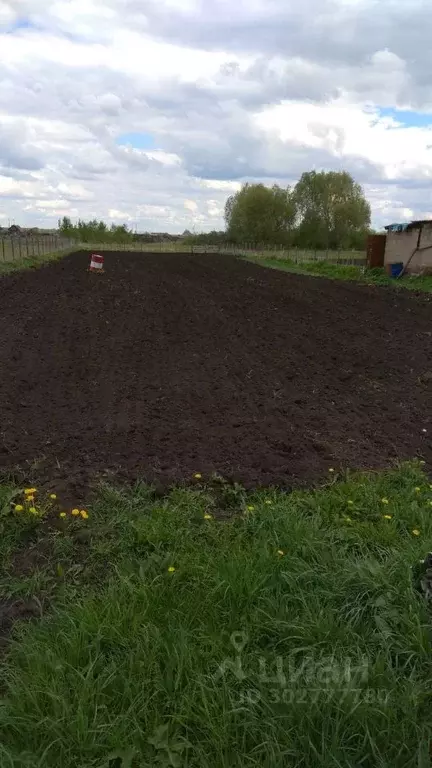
[89,253,104,273]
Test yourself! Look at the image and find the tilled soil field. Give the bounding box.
[0,250,431,500]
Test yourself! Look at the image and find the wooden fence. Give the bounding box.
[0,235,74,263]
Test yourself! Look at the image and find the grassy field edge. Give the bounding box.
[0,462,431,767]
[247,255,432,293]
[0,247,79,276]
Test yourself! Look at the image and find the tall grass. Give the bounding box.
[249,256,432,293]
[0,464,431,766]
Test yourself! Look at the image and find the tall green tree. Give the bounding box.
[294,171,370,250]
[225,183,296,245]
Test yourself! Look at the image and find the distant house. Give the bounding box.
[384,220,432,274]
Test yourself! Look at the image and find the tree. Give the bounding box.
[58,216,74,238]
[57,218,134,244]
[225,183,296,245]
[294,171,370,250]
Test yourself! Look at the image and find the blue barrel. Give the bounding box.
[390,262,403,278]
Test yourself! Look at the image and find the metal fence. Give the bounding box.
[0,235,74,263]
[0,236,367,268]
[80,241,368,265]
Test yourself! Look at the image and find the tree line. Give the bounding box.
[58,217,135,244]
[58,170,371,250]
[224,171,371,250]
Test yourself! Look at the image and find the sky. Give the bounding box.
[1,0,432,233]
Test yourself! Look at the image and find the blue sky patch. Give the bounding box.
[378,107,432,128]
[6,18,34,32]
[116,132,156,150]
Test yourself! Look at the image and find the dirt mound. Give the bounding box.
[0,250,430,502]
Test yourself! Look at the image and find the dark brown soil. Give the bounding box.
[0,597,41,651]
[0,250,430,502]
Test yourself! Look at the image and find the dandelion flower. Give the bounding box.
[428,501,432,507]
[203,513,212,520]
[168,566,175,573]
[344,516,352,523]
[80,510,89,520]
[194,473,202,479]
[265,499,272,505]
[59,512,67,518]
[347,500,354,506]
[414,487,421,493]
[14,504,23,512]
[247,505,255,511]
[72,508,80,516]
[419,460,426,466]
[277,550,284,556]
[26,495,35,503]
[49,494,57,500]
[381,498,389,505]
[412,529,420,537]
[328,468,335,473]
[383,514,392,520]
[24,488,36,495]
[29,507,38,515]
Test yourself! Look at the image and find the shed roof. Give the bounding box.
[385,219,432,232]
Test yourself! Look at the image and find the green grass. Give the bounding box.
[248,257,432,293]
[0,464,431,767]
[0,248,77,276]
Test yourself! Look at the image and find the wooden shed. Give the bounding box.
[384,220,432,274]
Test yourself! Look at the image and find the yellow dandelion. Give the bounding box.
[29,507,38,515]
[347,500,354,506]
[59,512,67,518]
[428,501,432,507]
[414,487,421,493]
[26,495,35,503]
[80,510,89,520]
[203,513,212,520]
[277,550,284,556]
[381,498,389,505]
[383,514,392,520]
[24,488,36,495]
[429,485,432,491]
[49,493,57,500]
[412,529,420,537]
[265,499,272,505]
[194,473,202,479]
[14,504,24,512]
[344,516,352,523]
[71,508,80,516]
[168,566,175,573]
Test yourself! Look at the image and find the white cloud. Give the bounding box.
[108,208,133,221]
[0,1,16,24]
[256,101,432,181]
[0,0,432,231]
